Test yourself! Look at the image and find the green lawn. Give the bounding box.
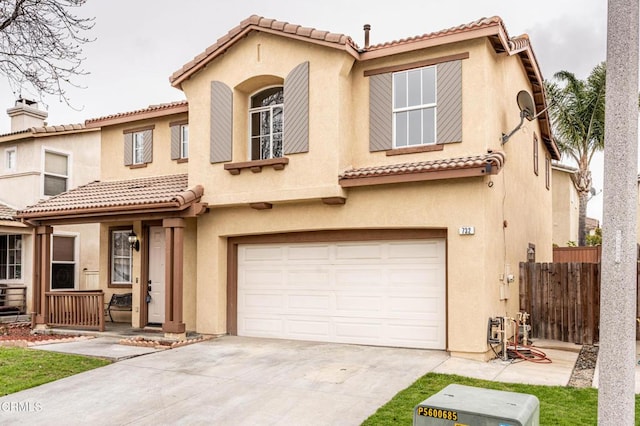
[362,373,640,426]
[0,347,110,396]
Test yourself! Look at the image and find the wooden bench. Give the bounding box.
[0,284,26,316]
[105,293,132,322]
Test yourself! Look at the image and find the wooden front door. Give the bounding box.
[147,226,165,324]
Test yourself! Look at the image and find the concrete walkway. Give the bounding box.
[0,337,592,425]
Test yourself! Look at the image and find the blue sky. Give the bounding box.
[0,0,609,218]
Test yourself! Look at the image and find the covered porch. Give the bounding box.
[15,174,206,338]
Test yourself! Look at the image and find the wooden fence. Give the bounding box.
[519,262,602,344]
[552,246,601,263]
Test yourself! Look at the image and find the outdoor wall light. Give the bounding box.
[128,230,140,252]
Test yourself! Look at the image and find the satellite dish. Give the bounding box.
[501,90,537,144]
[516,90,536,121]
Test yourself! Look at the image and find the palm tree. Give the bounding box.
[545,63,606,246]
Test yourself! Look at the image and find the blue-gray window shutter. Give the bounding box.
[142,129,153,163]
[123,133,133,166]
[283,61,309,154]
[436,60,462,144]
[369,73,393,152]
[170,125,180,160]
[210,81,233,163]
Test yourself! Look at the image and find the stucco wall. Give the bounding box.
[553,168,579,246]
[100,112,188,181]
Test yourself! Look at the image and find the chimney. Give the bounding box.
[6,98,48,132]
[363,24,371,49]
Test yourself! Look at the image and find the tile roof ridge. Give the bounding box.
[365,16,505,52]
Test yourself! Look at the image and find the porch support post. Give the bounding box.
[33,225,52,329]
[162,218,185,336]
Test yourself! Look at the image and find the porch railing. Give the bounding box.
[45,290,105,331]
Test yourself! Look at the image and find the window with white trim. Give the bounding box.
[5,147,16,172]
[249,87,284,160]
[393,66,437,147]
[110,229,132,285]
[0,234,21,281]
[133,132,145,165]
[180,124,189,159]
[51,235,76,290]
[43,150,68,196]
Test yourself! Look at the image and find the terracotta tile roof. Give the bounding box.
[170,15,358,88]
[0,202,16,221]
[85,100,188,127]
[339,152,505,186]
[0,123,92,139]
[17,173,202,218]
[365,16,505,52]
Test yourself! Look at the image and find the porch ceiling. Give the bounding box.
[16,173,207,225]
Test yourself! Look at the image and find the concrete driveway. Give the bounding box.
[0,336,449,425]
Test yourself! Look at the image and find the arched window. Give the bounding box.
[249,87,283,160]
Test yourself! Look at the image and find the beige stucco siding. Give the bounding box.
[553,168,579,246]
[183,32,353,205]
[100,113,188,181]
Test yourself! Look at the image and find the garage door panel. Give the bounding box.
[389,296,440,315]
[335,268,385,286]
[287,245,331,260]
[243,246,284,261]
[243,269,284,286]
[287,270,332,287]
[335,243,383,260]
[238,239,446,349]
[388,241,443,260]
[243,293,284,310]
[288,294,331,310]
[335,295,383,312]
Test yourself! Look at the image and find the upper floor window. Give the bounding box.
[123,126,153,167]
[0,234,21,281]
[44,150,68,196]
[133,132,145,165]
[4,147,16,172]
[393,66,437,148]
[180,124,189,159]
[249,87,284,160]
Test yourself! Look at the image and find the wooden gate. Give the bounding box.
[519,262,640,344]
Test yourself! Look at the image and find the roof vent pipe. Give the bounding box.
[363,24,371,49]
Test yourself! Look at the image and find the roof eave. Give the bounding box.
[86,103,189,128]
[170,25,358,89]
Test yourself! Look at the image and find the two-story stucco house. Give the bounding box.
[0,99,101,314]
[18,15,559,360]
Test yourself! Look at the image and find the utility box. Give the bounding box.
[413,384,539,426]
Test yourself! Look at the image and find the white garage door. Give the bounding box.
[237,239,446,349]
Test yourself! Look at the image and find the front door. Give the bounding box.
[147,226,165,324]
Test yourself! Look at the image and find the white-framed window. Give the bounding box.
[4,147,16,172]
[133,132,145,165]
[43,149,69,196]
[110,229,132,286]
[0,234,22,281]
[249,86,284,160]
[392,65,437,147]
[51,234,77,290]
[180,124,189,159]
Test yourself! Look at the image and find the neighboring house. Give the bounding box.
[552,162,600,246]
[18,16,560,360]
[552,163,579,246]
[0,99,101,314]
